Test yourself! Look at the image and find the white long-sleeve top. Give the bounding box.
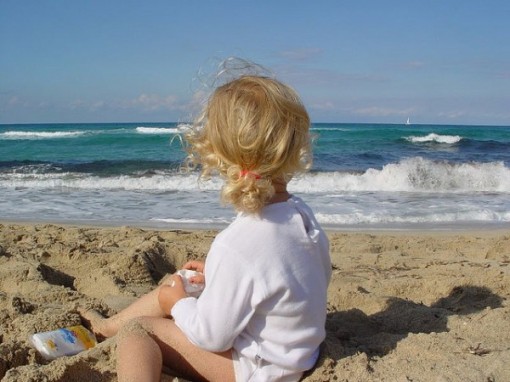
[171,196,331,372]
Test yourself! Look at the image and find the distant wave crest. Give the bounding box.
[136,127,180,134]
[405,133,462,144]
[311,127,352,132]
[1,131,85,139]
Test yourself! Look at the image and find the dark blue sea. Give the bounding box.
[1,122,509,230]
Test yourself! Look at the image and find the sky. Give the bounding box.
[1,1,509,125]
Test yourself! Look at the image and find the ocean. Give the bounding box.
[1,122,509,230]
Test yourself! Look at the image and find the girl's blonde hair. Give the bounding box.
[185,75,312,213]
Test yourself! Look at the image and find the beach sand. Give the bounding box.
[1,223,509,381]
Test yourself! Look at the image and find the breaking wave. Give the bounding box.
[0,131,86,139]
[405,133,462,144]
[2,157,509,193]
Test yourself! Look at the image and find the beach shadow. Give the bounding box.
[55,359,116,382]
[324,285,503,359]
[37,263,76,290]
[2,359,116,382]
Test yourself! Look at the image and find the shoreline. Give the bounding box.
[3,217,510,233]
[1,222,509,381]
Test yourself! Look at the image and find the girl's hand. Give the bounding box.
[182,261,206,284]
[183,260,205,273]
[158,274,187,315]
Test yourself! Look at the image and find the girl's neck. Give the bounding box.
[268,180,291,204]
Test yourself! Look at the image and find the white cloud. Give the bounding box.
[67,93,183,113]
[351,106,415,117]
[0,94,31,109]
[437,110,467,119]
[90,101,106,111]
[310,101,336,111]
[69,100,86,110]
[7,96,20,106]
[129,93,179,111]
[277,66,387,87]
[402,61,426,69]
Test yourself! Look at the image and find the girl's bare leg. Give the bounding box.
[116,319,163,382]
[116,316,235,382]
[80,287,167,338]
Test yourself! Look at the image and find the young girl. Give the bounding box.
[82,72,331,381]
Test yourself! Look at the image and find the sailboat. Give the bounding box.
[405,117,411,125]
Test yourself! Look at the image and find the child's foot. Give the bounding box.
[78,307,110,340]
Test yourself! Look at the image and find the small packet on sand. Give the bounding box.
[29,325,97,360]
[175,269,205,298]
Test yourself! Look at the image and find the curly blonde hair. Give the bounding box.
[185,75,312,213]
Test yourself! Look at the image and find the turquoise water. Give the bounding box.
[1,122,509,229]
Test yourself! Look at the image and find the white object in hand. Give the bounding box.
[175,269,205,297]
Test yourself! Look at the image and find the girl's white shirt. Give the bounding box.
[171,196,331,373]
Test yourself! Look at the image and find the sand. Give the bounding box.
[1,222,509,381]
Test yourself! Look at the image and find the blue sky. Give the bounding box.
[1,1,509,125]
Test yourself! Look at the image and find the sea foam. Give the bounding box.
[3,157,509,194]
[405,133,462,144]
[0,172,223,191]
[1,131,86,139]
[136,127,180,134]
[291,157,510,193]
[315,210,510,226]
